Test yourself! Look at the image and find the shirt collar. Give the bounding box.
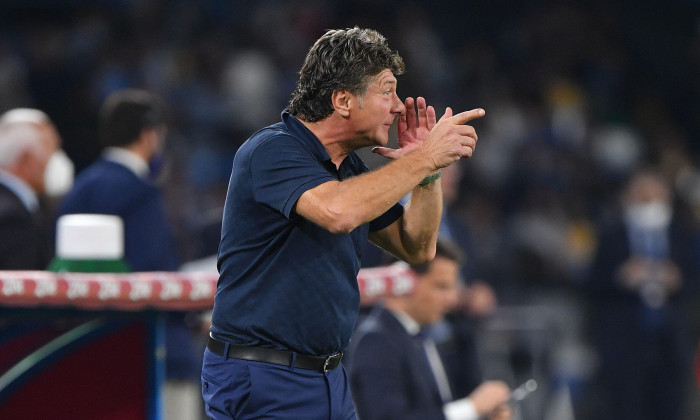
[281,109,333,165]
[389,307,422,336]
[0,169,39,212]
[102,147,150,179]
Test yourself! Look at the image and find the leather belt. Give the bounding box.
[207,336,343,373]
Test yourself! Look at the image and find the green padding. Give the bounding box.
[48,258,131,273]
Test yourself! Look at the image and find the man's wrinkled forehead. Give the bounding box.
[374,69,397,86]
[362,69,397,94]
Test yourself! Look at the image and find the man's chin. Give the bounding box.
[373,133,390,147]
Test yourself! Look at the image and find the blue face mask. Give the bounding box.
[148,125,168,181]
[148,153,165,180]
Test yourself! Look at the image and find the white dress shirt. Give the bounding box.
[102,147,150,179]
[0,169,39,213]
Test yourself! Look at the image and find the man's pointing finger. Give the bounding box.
[448,108,485,125]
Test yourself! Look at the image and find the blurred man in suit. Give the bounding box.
[0,108,73,269]
[56,89,201,420]
[56,89,179,271]
[347,240,512,420]
[587,169,700,420]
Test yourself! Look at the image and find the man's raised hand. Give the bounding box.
[372,96,435,159]
[372,97,485,172]
[417,106,485,170]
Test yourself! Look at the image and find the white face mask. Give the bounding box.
[624,201,672,230]
[44,149,74,197]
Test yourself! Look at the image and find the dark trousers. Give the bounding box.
[201,348,357,420]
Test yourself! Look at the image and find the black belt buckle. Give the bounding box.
[322,352,343,372]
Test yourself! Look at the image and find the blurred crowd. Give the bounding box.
[1,0,699,419]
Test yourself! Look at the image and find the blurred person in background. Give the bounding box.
[55,89,203,420]
[56,89,179,271]
[0,108,73,270]
[347,240,511,420]
[432,162,500,400]
[204,27,485,419]
[585,169,700,420]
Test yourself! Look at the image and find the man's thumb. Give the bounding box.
[438,107,453,123]
[372,146,400,159]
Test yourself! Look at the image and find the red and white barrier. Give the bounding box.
[0,263,416,311]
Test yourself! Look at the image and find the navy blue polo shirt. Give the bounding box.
[211,110,404,356]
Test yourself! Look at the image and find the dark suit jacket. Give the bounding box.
[585,212,700,420]
[56,158,180,271]
[347,306,447,420]
[0,184,51,270]
[587,214,699,330]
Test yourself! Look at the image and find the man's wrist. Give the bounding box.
[419,171,442,187]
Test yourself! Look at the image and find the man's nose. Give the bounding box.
[392,93,406,115]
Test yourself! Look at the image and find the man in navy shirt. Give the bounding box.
[204,27,485,420]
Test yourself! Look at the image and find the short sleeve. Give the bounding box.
[249,135,335,218]
[369,202,404,232]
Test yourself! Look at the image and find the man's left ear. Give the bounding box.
[331,90,351,117]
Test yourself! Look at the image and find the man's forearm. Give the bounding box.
[296,149,436,234]
[399,177,443,258]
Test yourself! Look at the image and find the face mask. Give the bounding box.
[624,201,672,230]
[148,152,166,182]
[44,149,74,197]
